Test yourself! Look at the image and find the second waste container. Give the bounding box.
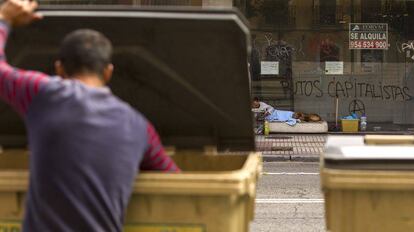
[322,135,414,232]
[0,6,261,232]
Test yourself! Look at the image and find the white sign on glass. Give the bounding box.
[261,61,279,75]
[325,61,344,75]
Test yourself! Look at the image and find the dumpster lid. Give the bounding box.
[324,136,414,170]
[0,6,255,151]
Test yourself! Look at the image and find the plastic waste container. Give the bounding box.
[0,7,261,232]
[0,151,261,232]
[321,135,414,232]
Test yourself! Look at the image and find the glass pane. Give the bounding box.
[236,0,414,132]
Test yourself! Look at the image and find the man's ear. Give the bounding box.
[54,60,66,78]
[102,63,114,84]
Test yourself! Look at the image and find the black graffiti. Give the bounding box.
[281,80,412,101]
[290,80,323,97]
[349,99,366,115]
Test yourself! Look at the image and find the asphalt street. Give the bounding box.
[250,162,325,232]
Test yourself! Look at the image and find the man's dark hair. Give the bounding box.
[58,29,112,77]
[253,97,259,102]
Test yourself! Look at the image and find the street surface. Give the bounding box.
[256,135,326,162]
[250,162,325,232]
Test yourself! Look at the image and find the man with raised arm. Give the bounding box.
[0,0,180,231]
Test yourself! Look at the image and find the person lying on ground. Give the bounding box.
[252,98,322,122]
[251,97,275,116]
[0,1,179,231]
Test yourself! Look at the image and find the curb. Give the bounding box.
[262,154,320,162]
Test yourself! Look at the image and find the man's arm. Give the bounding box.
[140,123,180,172]
[0,0,48,116]
[0,21,49,115]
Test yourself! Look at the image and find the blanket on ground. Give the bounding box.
[265,110,298,126]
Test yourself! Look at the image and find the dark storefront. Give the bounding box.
[236,0,414,131]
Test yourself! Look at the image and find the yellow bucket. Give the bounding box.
[341,119,359,132]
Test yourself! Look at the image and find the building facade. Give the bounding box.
[235,0,414,131]
[38,0,414,130]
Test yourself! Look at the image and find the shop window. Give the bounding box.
[382,0,408,31]
[362,0,382,23]
[361,50,383,63]
[246,0,295,27]
[262,0,290,26]
[320,37,340,62]
[404,2,414,38]
[319,0,336,25]
[362,0,409,29]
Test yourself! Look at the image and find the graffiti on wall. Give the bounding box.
[251,33,308,62]
[349,99,366,115]
[265,43,295,62]
[250,33,298,83]
[257,33,295,63]
[281,79,412,101]
[401,41,414,61]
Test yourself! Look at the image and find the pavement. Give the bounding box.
[252,134,327,231]
[250,162,325,232]
[256,134,326,162]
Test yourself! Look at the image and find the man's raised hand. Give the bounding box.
[0,0,42,27]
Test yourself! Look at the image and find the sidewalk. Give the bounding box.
[256,134,327,162]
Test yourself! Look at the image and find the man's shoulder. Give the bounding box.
[111,96,149,127]
[36,76,78,96]
[35,78,148,125]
